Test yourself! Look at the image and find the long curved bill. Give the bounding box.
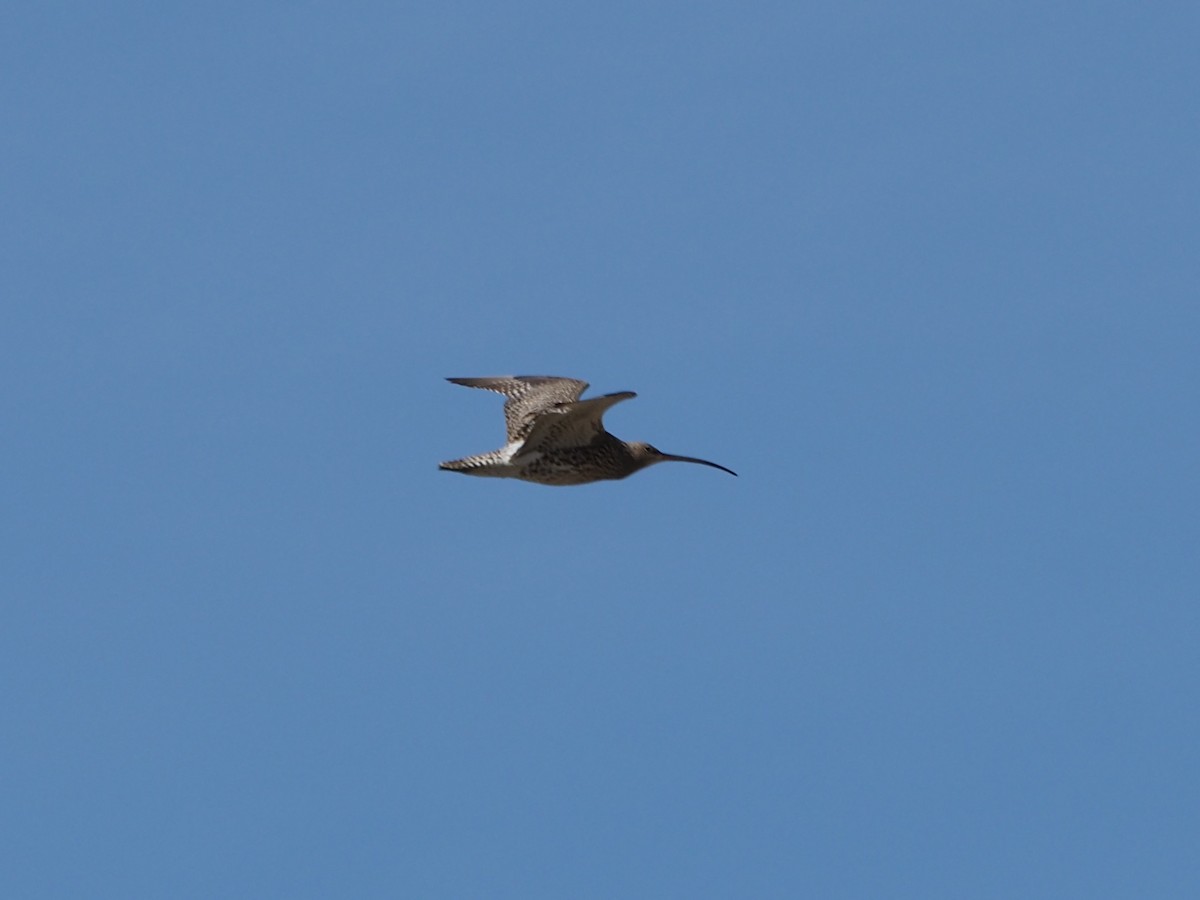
[660,453,738,476]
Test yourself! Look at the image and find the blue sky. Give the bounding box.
[3,3,1197,897]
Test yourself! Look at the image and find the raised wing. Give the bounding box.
[446,376,589,442]
[515,391,637,456]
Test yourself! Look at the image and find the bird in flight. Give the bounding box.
[439,375,737,486]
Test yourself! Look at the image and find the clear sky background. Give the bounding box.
[3,3,1197,897]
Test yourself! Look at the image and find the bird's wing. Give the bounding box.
[446,376,589,442]
[515,391,637,456]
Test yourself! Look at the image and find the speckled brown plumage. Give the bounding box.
[439,375,737,486]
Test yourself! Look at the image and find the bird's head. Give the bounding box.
[626,442,737,477]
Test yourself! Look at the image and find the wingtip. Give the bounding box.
[446,376,492,387]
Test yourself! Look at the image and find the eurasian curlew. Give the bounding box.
[439,375,737,486]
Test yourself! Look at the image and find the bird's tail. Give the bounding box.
[438,451,512,477]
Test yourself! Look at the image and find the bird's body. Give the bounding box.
[439,375,736,486]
